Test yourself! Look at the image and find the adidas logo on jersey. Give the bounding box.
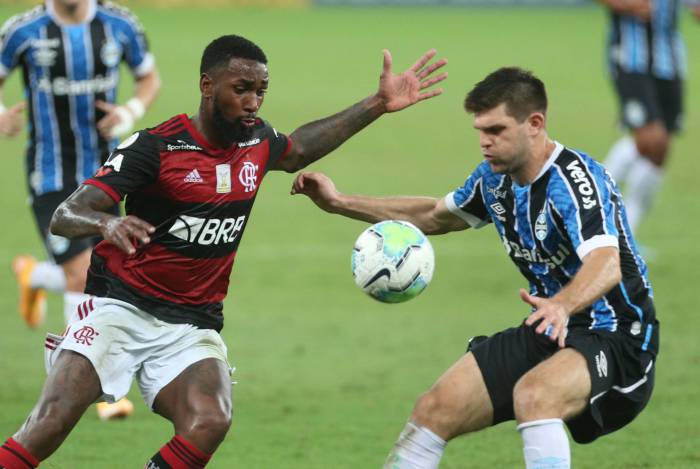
[184,169,203,183]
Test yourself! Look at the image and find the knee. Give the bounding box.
[186,409,232,446]
[412,390,440,425]
[410,389,457,439]
[635,129,669,165]
[513,377,553,423]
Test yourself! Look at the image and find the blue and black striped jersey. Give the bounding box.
[445,143,657,353]
[0,0,153,196]
[607,0,686,79]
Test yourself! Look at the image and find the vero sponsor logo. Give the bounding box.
[565,160,597,209]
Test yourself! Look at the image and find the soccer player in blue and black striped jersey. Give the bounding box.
[292,67,658,469]
[599,0,699,235]
[0,0,160,337]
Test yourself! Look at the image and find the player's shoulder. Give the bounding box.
[552,146,607,179]
[96,0,145,33]
[253,117,284,140]
[146,115,206,154]
[0,5,48,42]
[114,129,159,156]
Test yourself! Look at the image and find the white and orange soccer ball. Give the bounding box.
[351,220,435,303]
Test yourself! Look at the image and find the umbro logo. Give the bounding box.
[184,169,203,183]
[595,351,608,378]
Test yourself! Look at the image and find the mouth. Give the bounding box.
[240,117,257,128]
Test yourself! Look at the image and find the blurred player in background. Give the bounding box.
[0,0,160,419]
[0,35,447,468]
[0,0,160,325]
[600,0,700,236]
[293,67,658,469]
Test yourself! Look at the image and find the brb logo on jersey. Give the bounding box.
[565,160,597,210]
[168,215,247,246]
[239,162,259,192]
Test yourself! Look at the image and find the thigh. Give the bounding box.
[152,358,232,430]
[516,347,592,422]
[654,77,683,133]
[470,323,556,424]
[414,352,494,438]
[31,189,94,264]
[613,71,663,129]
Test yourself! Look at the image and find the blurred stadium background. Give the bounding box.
[0,0,698,467]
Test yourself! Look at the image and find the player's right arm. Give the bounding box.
[596,0,651,21]
[0,77,25,137]
[291,172,468,235]
[51,130,159,254]
[50,185,154,255]
[0,11,27,138]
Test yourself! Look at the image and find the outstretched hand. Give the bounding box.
[0,102,26,137]
[291,172,341,213]
[520,289,569,348]
[377,49,448,113]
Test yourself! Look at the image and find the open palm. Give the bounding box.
[378,49,448,113]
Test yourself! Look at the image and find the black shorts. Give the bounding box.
[612,69,683,133]
[30,188,105,265]
[469,322,657,444]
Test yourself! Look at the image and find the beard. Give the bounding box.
[211,97,254,143]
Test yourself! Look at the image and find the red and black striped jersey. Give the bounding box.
[83,114,291,331]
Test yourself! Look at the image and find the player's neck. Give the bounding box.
[513,138,555,185]
[191,113,236,150]
[51,1,91,25]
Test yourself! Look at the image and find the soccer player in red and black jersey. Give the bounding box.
[0,35,447,469]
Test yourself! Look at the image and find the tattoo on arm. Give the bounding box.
[280,95,385,172]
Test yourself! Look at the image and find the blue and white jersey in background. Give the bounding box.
[607,0,686,80]
[0,0,154,196]
[445,142,657,353]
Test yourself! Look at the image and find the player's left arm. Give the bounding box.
[272,49,447,173]
[95,67,161,138]
[520,247,621,348]
[523,156,622,347]
[95,9,161,138]
[0,77,25,137]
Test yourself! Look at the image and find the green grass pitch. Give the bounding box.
[0,5,699,468]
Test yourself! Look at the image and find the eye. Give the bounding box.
[233,86,246,94]
[256,89,267,97]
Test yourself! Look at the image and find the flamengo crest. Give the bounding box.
[73,326,100,346]
[239,162,259,192]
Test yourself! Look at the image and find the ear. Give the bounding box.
[200,73,213,98]
[527,112,546,135]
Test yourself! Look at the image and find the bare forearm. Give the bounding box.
[331,194,443,233]
[133,69,160,108]
[286,95,385,171]
[50,200,116,239]
[553,248,621,315]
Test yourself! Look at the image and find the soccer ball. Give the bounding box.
[351,220,435,303]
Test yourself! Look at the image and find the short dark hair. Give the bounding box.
[200,35,267,75]
[464,67,547,121]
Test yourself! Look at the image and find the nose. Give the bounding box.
[479,132,492,149]
[243,92,261,113]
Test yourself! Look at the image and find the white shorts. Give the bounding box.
[44,296,231,409]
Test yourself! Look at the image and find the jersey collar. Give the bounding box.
[532,140,564,183]
[46,0,97,26]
